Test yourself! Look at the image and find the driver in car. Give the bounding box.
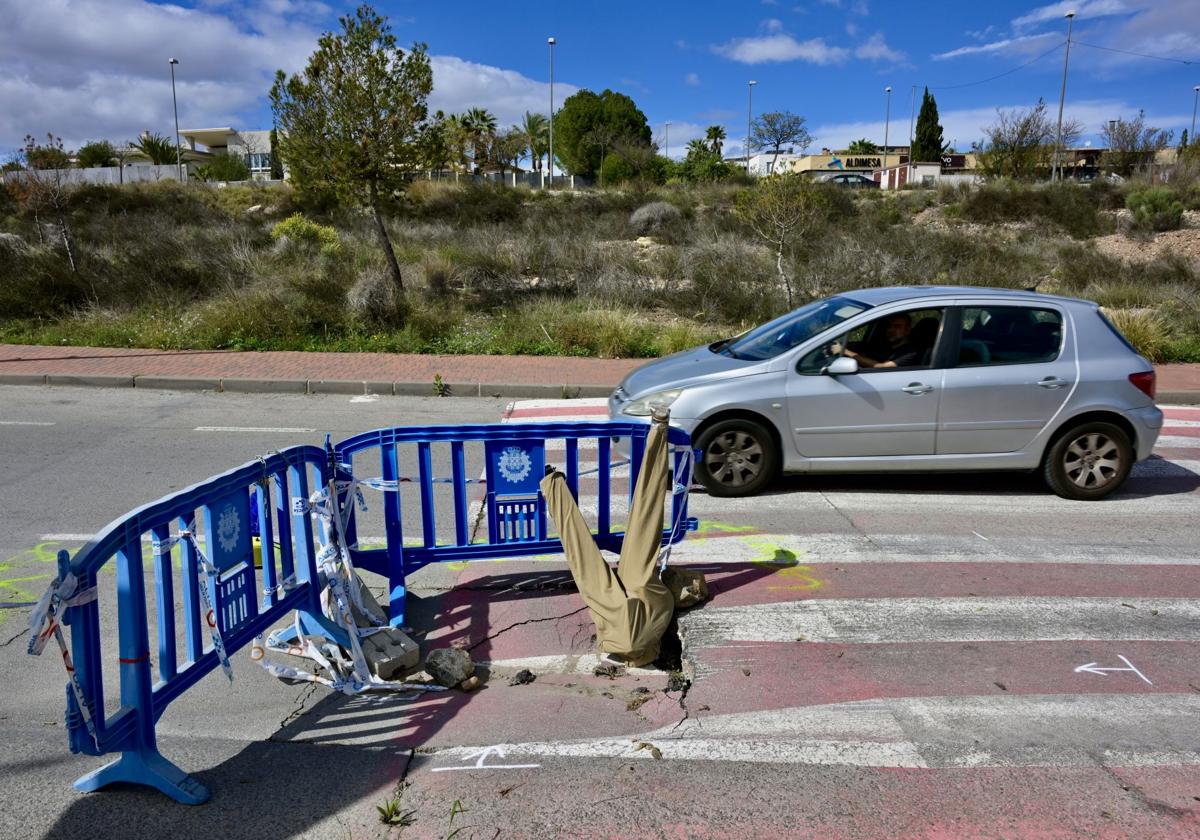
[833,313,920,369]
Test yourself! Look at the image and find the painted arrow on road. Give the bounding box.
[432,744,542,772]
[1074,654,1153,685]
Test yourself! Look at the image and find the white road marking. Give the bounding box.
[1153,435,1200,448]
[0,420,55,426]
[1074,654,1153,685]
[428,694,1200,769]
[38,533,95,542]
[1163,420,1200,428]
[194,426,317,433]
[678,597,1200,645]
[349,395,378,403]
[431,745,540,772]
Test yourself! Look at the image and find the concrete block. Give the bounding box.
[220,377,307,394]
[0,373,48,386]
[1158,390,1200,406]
[135,375,221,392]
[362,628,420,680]
[363,381,395,396]
[46,374,135,388]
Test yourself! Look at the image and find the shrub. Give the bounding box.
[1102,307,1169,362]
[1052,243,1124,294]
[346,263,408,328]
[629,201,682,237]
[195,152,251,183]
[270,213,341,252]
[955,181,1105,239]
[1126,187,1184,232]
[677,235,780,323]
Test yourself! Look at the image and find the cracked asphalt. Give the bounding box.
[2,387,1199,839]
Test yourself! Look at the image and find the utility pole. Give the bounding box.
[883,86,892,165]
[547,36,556,189]
[1052,10,1076,183]
[169,58,182,181]
[746,80,757,176]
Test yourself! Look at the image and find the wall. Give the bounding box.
[2,165,184,186]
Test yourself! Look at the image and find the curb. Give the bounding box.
[2,372,1196,404]
[0,373,616,400]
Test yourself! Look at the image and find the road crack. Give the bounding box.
[0,627,30,648]
[276,682,320,730]
[816,489,884,552]
[466,606,588,652]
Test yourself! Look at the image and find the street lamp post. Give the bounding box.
[547,37,556,189]
[1052,10,1076,183]
[746,80,756,176]
[1192,85,1199,139]
[883,86,892,166]
[168,58,182,181]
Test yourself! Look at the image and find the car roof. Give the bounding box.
[840,285,1094,308]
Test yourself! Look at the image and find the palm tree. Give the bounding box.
[133,132,176,165]
[461,107,497,173]
[520,112,549,173]
[705,125,726,156]
[686,138,710,159]
[847,138,880,154]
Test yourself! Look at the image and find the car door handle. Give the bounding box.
[1037,377,1068,389]
[902,383,933,395]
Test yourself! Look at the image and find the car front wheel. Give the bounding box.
[1042,421,1133,500]
[695,418,779,497]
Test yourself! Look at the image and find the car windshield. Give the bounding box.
[716,296,871,361]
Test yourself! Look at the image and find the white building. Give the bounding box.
[178,127,280,180]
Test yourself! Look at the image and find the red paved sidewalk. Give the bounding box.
[0,343,1197,401]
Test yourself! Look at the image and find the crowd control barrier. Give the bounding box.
[30,421,696,805]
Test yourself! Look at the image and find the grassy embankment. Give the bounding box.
[1,176,1198,362]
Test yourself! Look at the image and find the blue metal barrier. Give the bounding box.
[38,445,330,805]
[35,421,696,805]
[332,421,697,627]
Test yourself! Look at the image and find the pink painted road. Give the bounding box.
[336,398,1200,838]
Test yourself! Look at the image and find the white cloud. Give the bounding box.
[685,72,701,86]
[846,22,859,36]
[0,0,580,151]
[764,18,785,33]
[714,33,849,64]
[428,56,578,128]
[932,32,1057,60]
[854,32,905,62]
[1012,0,1128,30]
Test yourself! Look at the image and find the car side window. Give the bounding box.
[797,308,945,374]
[957,306,1063,367]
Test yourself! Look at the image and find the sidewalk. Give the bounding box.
[1,343,1198,402]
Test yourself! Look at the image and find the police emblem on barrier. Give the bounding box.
[217,505,241,553]
[485,440,544,497]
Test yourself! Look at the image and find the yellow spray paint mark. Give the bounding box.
[0,541,71,602]
[693,520,758,539]
[741,536,823,591]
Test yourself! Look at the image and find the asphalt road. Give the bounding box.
[1,386,1198,839]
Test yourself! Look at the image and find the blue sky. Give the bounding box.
[1,0,1197,159]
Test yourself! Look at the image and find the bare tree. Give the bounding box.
[735,173,830,307]
[975,99,1081,181]
[1102,111,1173,178]
[750,112,811,174]
[17,134,77,271]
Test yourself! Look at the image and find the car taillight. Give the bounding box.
[1128,370,1155,400]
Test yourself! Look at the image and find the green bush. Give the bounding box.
[1126,187,1184,232]
[270,213,341,252]
[954,181,1106,239]
[1103,307,1169,362]
[195,152,251,183]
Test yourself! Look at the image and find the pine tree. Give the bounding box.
[911,87,944,163]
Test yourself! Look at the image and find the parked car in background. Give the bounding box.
[818,172,879,188]
[609,287,1162,500]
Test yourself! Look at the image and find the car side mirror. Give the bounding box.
[824,356,859,376]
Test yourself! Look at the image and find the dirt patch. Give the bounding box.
[1092,227,1200,265]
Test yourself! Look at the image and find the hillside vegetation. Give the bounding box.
[1,177,1199,362]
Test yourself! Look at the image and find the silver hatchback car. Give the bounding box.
[609,286,1163,500]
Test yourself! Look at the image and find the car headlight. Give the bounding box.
[621,389,683,416]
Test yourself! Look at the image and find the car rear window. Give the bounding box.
[1097,309,1140,355]
[956,306,1063,367]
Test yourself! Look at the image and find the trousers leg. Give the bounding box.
[540,472,626,618]
[617,419,672,591]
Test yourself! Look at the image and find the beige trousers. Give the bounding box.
[540,419,675,667]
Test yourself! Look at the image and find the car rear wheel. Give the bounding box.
[1042,421,1133,500]
[695,418,779,497]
